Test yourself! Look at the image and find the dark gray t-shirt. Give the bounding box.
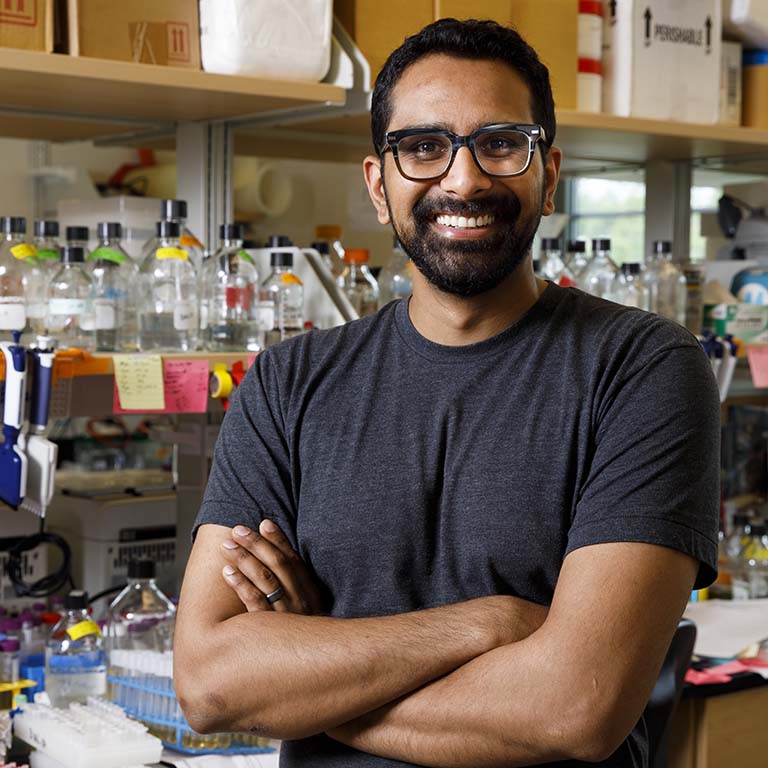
[195,283,720,768]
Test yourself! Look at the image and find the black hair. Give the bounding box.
[371,18,556,156]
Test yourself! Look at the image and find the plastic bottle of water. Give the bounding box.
[260,237,303,346]
[581,238,617,299]
[645,240,687,324]
[45,590,106,707]
[202,223,260,351]
[87,223,135,352]
[339,248,379,317]
[47,246,95,351]
[378,237,412,306]
[0,217,30,336]
[139,221,199,352]
[142,200,204,273]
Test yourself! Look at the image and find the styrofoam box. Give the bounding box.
[723,0,768,48]
[602,0,721,123]
[57,196,160,262]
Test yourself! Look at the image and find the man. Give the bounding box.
[175,18,719,768]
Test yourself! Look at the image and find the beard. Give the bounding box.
[387,186,543,298]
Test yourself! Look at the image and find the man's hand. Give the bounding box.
[220,519,325,615]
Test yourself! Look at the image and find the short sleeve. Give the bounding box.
[193,351,299,549]
[567,344,720,589]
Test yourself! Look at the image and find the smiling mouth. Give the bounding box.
[434,214,495,229]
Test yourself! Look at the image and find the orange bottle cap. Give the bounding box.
[344,248,370,264]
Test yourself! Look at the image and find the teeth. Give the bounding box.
[435,214,495,229]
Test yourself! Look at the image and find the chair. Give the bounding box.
[644,618,697,768]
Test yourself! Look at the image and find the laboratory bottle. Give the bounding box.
[539,238,576,286]
[106,560,176,655]
[733,524,768,600]
[45,590,106,707]
[65,226,91,257]
[617,263,648,309]
[338,248,379,317]
[260,237,303,346]
[46,246,95,351]
[87,222,135,353]
[202,223,260,351]
[33,220,61,272]
[645,240,687,324]
[138,221,199,352]
[581,238,617,299]
[314,224,345,277]
[0,218,27,335]
[142,200,204,272]
[565,239,590,281]
[715,513,750,599]
[378,237,412,306]
[0,638,19,684]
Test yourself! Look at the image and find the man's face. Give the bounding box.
[365,54,561,297]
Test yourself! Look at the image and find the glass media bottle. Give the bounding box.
[581,238,618,299]
[142,200,204,273]
[139,221,199,352]
[645,240,687,325]
[45,590,106,707]
[0,216,29,335]
[47,246,95,351]
[260,237,303,346]
[339,248,379,317]
[378,237,412,306]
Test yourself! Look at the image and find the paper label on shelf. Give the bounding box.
[94,300,116,330]
[11,244,37,260]
[49,298,87,316]
[164,359,209,413]
[156,247,188,261]
[747,346,768,388]
[180,234,203,248]
[252,302,275,331]
[0,301,26,330]
[36,247,60,261]
[90,247,127,265]
[66,620,101,641]
[113,354,165,410]
[280,273,302,286]
[173,302,197,331]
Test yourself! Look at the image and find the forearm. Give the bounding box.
[329,635,576,768]
[176,595,541,740]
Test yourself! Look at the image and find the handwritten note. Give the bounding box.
[113,355,165,410]
[113,357,210,414]
[747,346,768,388]
[163,359,209,413]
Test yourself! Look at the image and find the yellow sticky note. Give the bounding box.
[113,355,165,410]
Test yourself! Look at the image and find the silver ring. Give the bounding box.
[265,586,285,604]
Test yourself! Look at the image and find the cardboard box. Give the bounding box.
[720,40,742,126]
[335,0,433,84]
[0,0,53,52]
[337,0,577,108]
[67,0,200,68]
[602,0,721,123]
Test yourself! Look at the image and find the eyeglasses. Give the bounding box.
[380,123,546,182]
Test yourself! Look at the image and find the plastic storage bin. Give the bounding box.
[200,0,332,81]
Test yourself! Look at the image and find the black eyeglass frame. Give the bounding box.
[379,123,547,182]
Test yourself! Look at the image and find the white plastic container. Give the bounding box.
[200,0,332,81]
[578,58,602,113]
[578,0,603,59]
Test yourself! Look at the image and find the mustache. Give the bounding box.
[412,193,522,220]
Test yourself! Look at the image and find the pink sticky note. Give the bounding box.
[163,359,210,413]
[747,346,768,388]
[113,358,210,414]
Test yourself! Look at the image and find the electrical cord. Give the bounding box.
[88,584,126,605]
[5,528,73,598]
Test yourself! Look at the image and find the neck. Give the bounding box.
[408,257,546,346]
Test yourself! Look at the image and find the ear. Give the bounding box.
[363,154,391,225]
[541,145,563,217]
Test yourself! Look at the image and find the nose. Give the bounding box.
[439,146,493,198]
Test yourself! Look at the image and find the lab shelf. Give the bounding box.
[0,48,346,143]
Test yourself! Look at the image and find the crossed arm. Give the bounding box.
[174,521,698,767]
